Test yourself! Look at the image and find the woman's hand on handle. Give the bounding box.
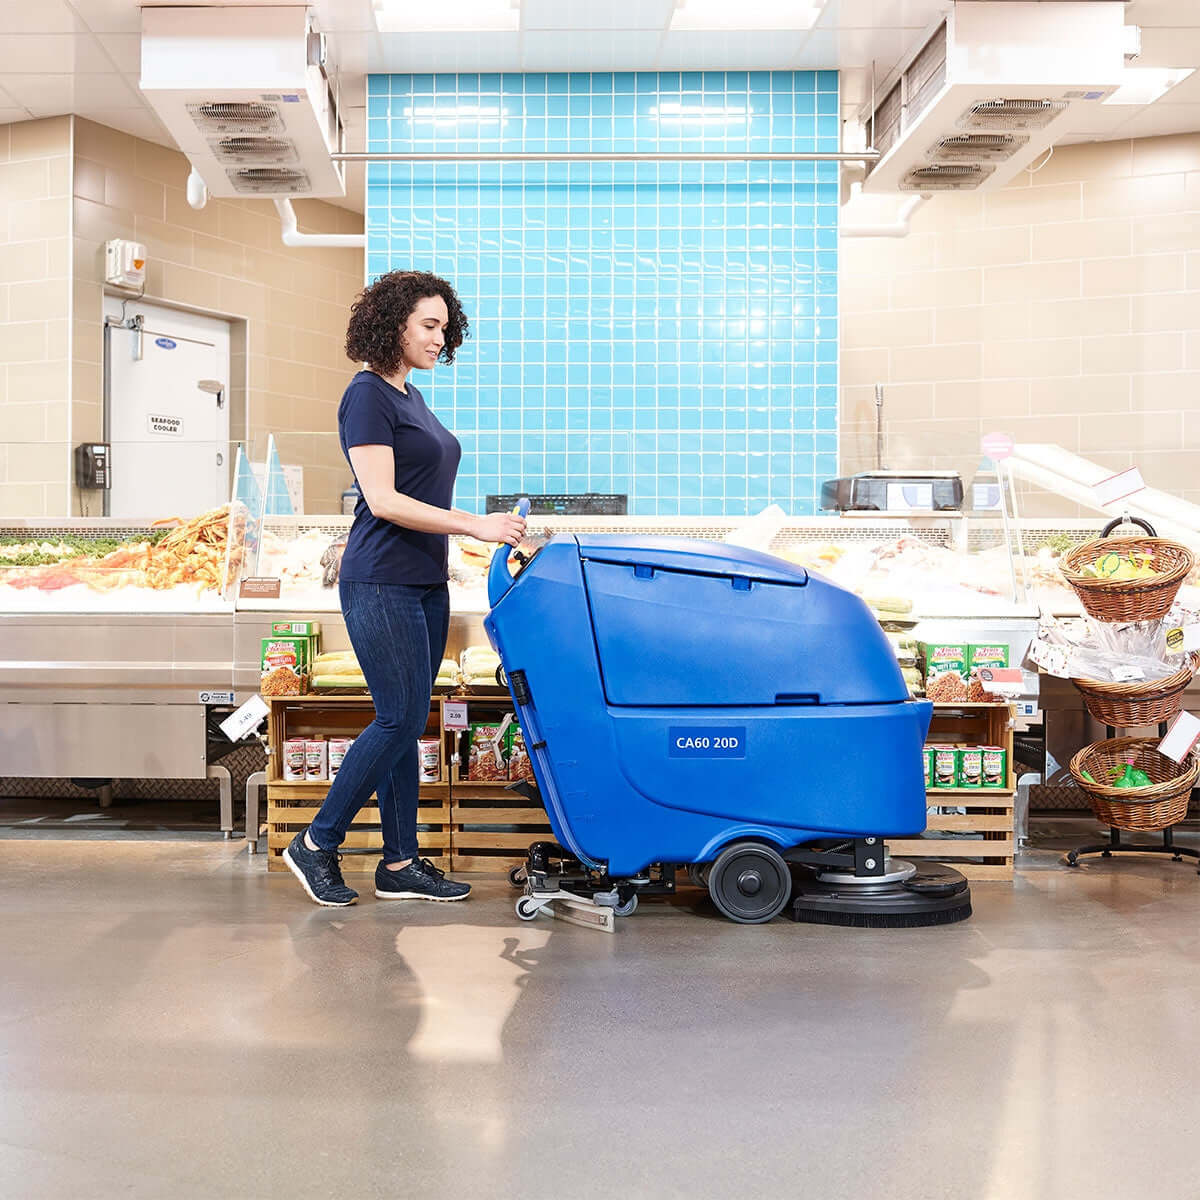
[472,511,527,547]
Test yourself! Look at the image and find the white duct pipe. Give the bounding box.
[1005,446,1200,550]
[840,192,930,238]
[273,197,365,249]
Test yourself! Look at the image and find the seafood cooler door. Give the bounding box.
[103,298,231,519]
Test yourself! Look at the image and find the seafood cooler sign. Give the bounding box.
[147,413,183,437]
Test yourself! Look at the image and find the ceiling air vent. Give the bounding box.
[211,136,298,164]
[187,101,283,135]
[958,99,1068,131]
[928,133,1029,162]
[900,163,995,192]
[228,166,311,194]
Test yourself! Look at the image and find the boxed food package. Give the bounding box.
[467,721,510,781]
[922,643,969,703]
[933,745,959,789]
[271,620,321,637]
[969,644,1009,671]
[957,746,983,788]
[261,635,313,696]
[508,725,536,783]
[982,746,1008,788]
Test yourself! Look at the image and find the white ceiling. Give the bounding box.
[1,0,1198,213]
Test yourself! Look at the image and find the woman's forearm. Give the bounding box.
[370,490,480,537]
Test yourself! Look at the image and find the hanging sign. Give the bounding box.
[1158,711,1200,764]
[980,432,1015,461]
[1092,467,1145,508]
[219,694,269,742]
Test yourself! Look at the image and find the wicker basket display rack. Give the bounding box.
[1071,654,1200,728]
[1068,736,1200,832]
[1060,536,1194,623]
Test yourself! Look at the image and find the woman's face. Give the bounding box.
[399,294,449,371]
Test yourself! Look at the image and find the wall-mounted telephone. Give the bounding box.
[75,442,111,490]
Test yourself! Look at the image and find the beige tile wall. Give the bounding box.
[71,117,363,515]
[0,117,73,518]
[841,133,1200,516]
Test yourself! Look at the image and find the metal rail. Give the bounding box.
[331,150,879,163]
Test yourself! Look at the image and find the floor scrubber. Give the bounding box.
[483,512,971,929]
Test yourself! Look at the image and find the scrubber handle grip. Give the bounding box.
[487,497,530,607]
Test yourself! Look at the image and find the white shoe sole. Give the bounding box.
[283,846,357,907]
[374,888,470,902]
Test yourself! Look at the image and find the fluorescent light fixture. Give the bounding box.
[406,103,507,125]
[1102,66,1194,106]
[373,0,519,34]
[652,101,750,124]
[670,0,823,32]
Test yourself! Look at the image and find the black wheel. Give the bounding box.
[686,862,708,888]
[707,841,792,924]
[507,865,527,888]
[515,897,540,921]
[613,893,638,918]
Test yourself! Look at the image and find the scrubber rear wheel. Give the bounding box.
[707,841,792,924]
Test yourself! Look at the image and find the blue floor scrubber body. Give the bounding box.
[484,534,935,898]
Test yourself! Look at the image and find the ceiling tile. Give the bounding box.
[79,108,176,145]
[521,29,664,71]
[656,30,809,70]
[1105,102,1200,140]
[1125,0,1200,29]
[69,0,143,34]
[0,0,79,34]
[815,0,949,26]
[373,31,522,72]
[0,109,34,124]
[798,26,916,70]
[0,32,118,73]
[522,0,674,31]
[311,0,380,35]
[95,33,142,74]
[5,72,144,116]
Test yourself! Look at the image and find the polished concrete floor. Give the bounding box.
[3,831,1200,1200]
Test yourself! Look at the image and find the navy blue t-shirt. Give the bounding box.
[337,371,462,585]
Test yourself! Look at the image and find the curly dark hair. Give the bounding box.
[344,270,469,374]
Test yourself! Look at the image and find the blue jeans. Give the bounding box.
[309,579,450,864]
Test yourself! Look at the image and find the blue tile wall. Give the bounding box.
[365,70,839,516]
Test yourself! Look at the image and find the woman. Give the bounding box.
[284,270,526,907]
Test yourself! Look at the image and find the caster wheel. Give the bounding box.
[613,893,638,918]
[686,863,708,888]
[507,865,527,888]
[707,841,791,924]
[1067,857,1080,868]
[515,897,540,922]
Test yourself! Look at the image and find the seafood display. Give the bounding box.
[0,505,246,611]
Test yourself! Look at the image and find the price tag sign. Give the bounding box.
[443,700,469,730]
[219,694,269,742]
[980,432,1015,461]
[1109,665,1146,683]
[198,690,235,705]
[1092,467,1145,508]
[979,667,1025,698]
[239,576,281,599]
[1158,711,1200,764]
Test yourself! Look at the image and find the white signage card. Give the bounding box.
[1092,467,1146,508]
[219,694,269,742]
[1158,711,1200,764]
[443,700,469,730]
[1184,625,1200,653]
[1109,665,1146,683]
[198,690,235,705]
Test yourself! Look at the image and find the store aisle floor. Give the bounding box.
[1,836,1199,1199]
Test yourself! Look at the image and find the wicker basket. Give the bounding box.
[1071,655,1199,728]
[1068,736,1200,832]
[1060,536,1193,623]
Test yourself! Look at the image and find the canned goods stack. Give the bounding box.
[924,743,1007,789]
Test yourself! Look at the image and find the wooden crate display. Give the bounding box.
[893,702,1015,882]
[264,695,450,874]
[445,694,551,872]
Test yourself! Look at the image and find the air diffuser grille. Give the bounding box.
[928,132,1029,162]
[900,163,995,191]
[187,101,283,134]
[211,136,297,164]
[227,166,311,194]
[958,99,1068,131]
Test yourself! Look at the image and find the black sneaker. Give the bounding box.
[282,831,358,907]
[375,856,471,902]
